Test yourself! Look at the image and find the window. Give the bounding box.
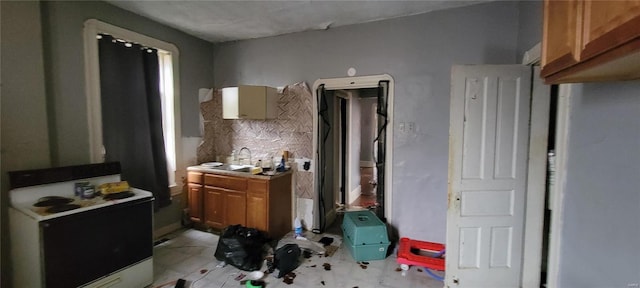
[84,19,182,193]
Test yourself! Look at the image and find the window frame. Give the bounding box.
[83,19,183,194]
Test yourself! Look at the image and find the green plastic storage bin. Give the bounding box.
[341,210,390,261]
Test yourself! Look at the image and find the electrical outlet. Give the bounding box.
[399,122,405,132]
[408,122,415,132]
[293,158,313,173]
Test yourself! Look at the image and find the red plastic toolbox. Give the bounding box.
[397,237,445,271]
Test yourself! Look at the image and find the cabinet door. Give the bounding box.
[225,190,247,226]
[204,186,225,229]
[246,191,268,232]
[238,86,267,119]
[541,0,583,77]
[247,180,269,231]
[581,0,640,60]
[187,183,203,223]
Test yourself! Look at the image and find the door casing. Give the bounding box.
[312,74,394,230]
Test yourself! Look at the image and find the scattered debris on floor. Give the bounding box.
[318,236,334,246]
[283,272,296,285]
[234,273,246,281]
[303,250,313,258]
[324,245,339,257]
[156,228,446,288]
[277,235,326,256]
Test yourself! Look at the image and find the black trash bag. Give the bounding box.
[273,244,301,278]
[214,224,268,271]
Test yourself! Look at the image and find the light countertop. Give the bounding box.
[187,165,293,180]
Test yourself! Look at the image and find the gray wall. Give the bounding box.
[516,0,543,61]
[40,1,214,166]
[1,2,52,286]
[214,1,520,242]
[558,82,640,287]
[38,1,214,230]
[514,0,640,284]
[2,5,214,282]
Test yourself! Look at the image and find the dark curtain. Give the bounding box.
[98,34,171,210]
[316,84,330,232]
[375,80,389,222]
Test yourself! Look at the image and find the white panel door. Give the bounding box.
[447,65,531,287]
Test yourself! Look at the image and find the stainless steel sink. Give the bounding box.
[207,164,254,172]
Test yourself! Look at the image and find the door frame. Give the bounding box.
[312,74,394,230]
[522,66,551,288]
[333,91,349,206]
[545,84,572,288]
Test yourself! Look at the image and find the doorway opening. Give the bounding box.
[312,75,394,233]
[331,89,379,209]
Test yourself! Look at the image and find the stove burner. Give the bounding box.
[103,191,134,200]
[46,204,81,213]
[33,196,74,207]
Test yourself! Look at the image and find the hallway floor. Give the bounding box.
[349,193,377,208]
[152,227,445,288]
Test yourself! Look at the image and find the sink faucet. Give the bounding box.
[237,147,252,165]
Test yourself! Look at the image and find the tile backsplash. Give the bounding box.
[197,82,314,199]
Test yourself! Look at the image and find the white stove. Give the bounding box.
[9,162,155,288]
[11,177,153,221]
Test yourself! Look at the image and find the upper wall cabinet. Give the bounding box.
[541,0,640,84]
[222,85,278,119]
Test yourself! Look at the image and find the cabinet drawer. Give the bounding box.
[247,179,268,194]
[204,174,247,191]
[187,172,203,183]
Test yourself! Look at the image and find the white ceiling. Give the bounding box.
[106,0,493,43]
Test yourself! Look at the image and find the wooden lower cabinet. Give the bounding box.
[187,183,203,223]
[246,191,268,232]
[190,171,292,239]
[224,190,247,226]
[187,172,204,223]
[204,187,225,229]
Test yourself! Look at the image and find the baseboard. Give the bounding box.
[153,222,182,239]
[349,185,361,205]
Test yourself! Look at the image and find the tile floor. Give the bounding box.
[152,226,445,288]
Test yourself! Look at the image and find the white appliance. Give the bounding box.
[9,162,154,288]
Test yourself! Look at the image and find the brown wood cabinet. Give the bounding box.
[224,190,247,226]
[541,0,640,83]
[187,169,293,239]
[245,176,293,239]
[204,186,225,229]
[186,172,204,223]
